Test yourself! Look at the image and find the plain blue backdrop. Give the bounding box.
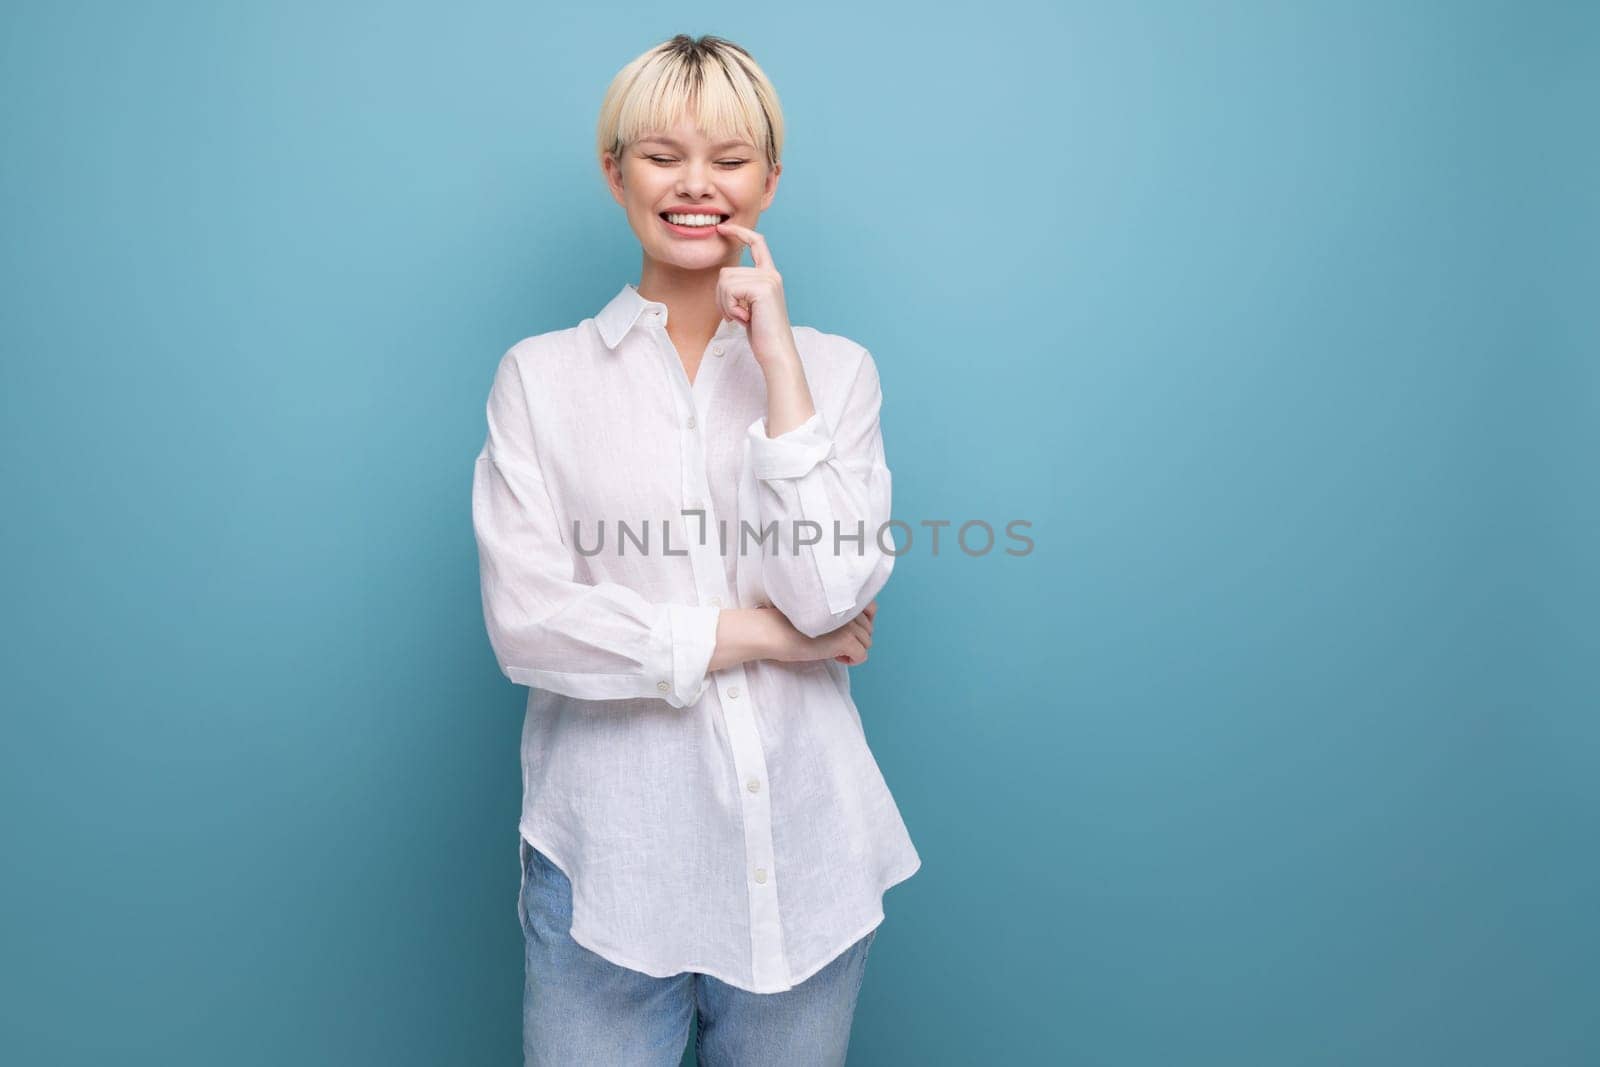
[1,2,1594,1064]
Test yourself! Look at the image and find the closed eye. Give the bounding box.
[647,156,749,168]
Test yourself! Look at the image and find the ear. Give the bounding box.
[759,160,782,212]
[601,152,626,207]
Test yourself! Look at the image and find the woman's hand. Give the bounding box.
[771,599,878,667]
[714,220,798,368]
[713,602,879,672]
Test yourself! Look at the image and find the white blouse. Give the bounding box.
[471,282,922,994]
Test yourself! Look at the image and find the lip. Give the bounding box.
[658,210,730,239]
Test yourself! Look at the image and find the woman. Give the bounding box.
[471,33,921,1065]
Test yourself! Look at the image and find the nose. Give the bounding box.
[676,157,717,200]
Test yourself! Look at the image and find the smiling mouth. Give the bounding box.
[659,212,730,225]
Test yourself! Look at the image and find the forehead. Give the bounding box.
[635,118,754,150]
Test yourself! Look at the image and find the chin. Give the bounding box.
[653,245,726,270]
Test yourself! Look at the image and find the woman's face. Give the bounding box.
[604,115,780,272]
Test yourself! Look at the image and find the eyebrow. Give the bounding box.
[637,136,754,150]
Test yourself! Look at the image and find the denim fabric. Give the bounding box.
[518,835,879,1066]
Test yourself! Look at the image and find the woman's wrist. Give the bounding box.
[709,607,797,672]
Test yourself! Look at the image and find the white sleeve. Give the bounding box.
[472,347,720,707]
[743,347,895,639]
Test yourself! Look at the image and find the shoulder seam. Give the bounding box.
[505,322,589,361]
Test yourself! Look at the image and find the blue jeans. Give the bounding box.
[518,836,879,1066]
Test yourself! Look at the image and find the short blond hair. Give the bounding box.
[597,34,784,171]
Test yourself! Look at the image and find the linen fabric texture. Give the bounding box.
[471,283,921,993]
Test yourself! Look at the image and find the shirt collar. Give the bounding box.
[595,282,745,350]
[595,283,650,349]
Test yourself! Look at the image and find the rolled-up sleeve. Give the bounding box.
[471,348,720,707]
[744,346,896,639]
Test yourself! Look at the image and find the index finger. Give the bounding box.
[715,220,775,271]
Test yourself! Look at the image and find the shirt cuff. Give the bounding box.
[746,411,835,481]
[664,604,721,708]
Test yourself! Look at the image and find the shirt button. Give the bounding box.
[656,681,670,693]
[727,686,740,699]
[754,867,767,884]
[711,344,725,357]
[709,596,722,607]
[746,777,761,793]
[687,415,697,429]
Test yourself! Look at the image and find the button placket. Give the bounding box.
[651,315,789,990]
[731,711,785,988]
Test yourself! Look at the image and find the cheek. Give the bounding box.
[642,184,681,214]
[728,176,766,207]
[630,191,665,226]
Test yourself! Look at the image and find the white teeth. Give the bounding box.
[664,213,723,226]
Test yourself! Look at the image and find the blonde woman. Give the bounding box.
[472,33,921,1065]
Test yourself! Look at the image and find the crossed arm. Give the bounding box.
[471,345,888,707]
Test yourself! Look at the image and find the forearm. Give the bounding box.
[709,607,794,672]
[759,343,816,437]
[743,344,896,638]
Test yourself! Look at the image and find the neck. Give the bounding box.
[635,254,738,341]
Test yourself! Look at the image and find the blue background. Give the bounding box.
[2,2,1594,1063]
